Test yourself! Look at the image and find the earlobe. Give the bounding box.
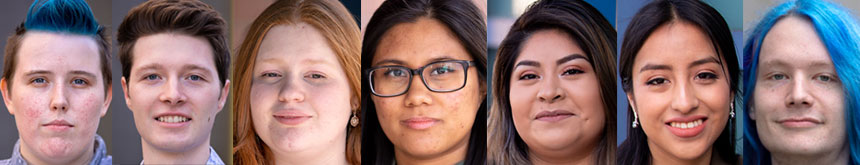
[1,78,14,115]
[101,85,112,117]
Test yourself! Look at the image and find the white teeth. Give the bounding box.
[157,116,190,123]
[670,119,702,129]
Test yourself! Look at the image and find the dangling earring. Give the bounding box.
[631,106,640,128]
[350,110,359,127]
[729,102,735,118]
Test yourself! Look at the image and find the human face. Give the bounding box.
[122,33,229,153]
[509,29,604,158]
[371,17,484,161]
[0,32,110,164]
[753,16,846,157]
[627,22,731,162]
[250,23,354,156]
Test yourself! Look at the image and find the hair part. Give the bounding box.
[487,0,616,164]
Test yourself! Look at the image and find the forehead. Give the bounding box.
[517,29,584,63]
[373,17,472,67]
[256,23,339,65]
[759,16,832,66]
[634,21,718,69]
[131,33,216,71]
[16,31,101,73]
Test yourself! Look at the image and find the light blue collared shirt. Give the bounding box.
[140,146,224,165]
[0,134,111,165]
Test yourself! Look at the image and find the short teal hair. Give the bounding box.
[2,0,111,94]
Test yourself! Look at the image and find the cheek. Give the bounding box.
[372,97,398,121]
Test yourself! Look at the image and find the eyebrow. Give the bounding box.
[515,60,540,68]
[182,64,214,73]
[69,70,98,79]
[689,57,720,68]
[557,54,589,66]
[24,70,52,77]
[372,56,457,67]
[638,56,721,73]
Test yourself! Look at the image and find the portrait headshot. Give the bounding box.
[0,0,112,164]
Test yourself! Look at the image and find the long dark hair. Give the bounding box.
[360,0,487,164]
[487,0,616,164]
[617,0,740,164]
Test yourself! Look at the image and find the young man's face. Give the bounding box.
[122,33,228,152]
[0,31,110,164]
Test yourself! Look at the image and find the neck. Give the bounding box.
[271,134,348,165]
[649,143,712,165]
[20,138,95,165]
[394,135,469,165]
[141,137,211,164]
[771,145,849,165]
[529,144,596,165]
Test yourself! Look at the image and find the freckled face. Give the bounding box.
[371,17,484,159]
[1,31,110,164]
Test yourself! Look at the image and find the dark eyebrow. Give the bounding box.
[515,60,540,69]
[373,56,458,67]
[557,54,588,66]
[689,57,720,68]
[639,64,671,73]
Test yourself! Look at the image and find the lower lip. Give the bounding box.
[536,114,574,122]
[43,125,72,132]
[402,119,438,130]
[780,121,818,128]
[666,121,706,138]
[275,116,311,125]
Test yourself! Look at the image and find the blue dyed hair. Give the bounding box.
[25,0,100,35]
[743,0,860,164]
[2,0,110,93]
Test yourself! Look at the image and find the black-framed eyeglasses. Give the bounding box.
[366,60,475,97]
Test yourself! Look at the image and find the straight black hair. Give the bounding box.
[617,0,740,164]
[360,0,487,164]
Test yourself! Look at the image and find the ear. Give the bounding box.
[749,103,756,120]
[100,85,112,117]
[626,92,637,117]
[351,96,359,111]
[121,77,131,110]
[216,80,230,113]
[1,78,14,115]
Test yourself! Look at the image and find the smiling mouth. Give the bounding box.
[155,116,191,123]
[668,119,704,129]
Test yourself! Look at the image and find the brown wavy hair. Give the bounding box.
[232,0,361,164]
[488,0,616,164]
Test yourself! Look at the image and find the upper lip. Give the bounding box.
[777,117,822,124]
[534,110,575,119]
[273,110,312,118]
[664,115,707,124]
[401,116,440,123]
[42,119,73,127]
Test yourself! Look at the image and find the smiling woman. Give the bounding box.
[617,0,740,165]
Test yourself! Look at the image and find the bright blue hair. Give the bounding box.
[25,0,99,35]
[743,0,860,164]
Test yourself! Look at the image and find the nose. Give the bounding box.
[50,83,68,111]
[670,80,699,113]
[278,75,305,103]
[537,76,564,103]
[159,77,186,105]
[785,77,813,108]
[404,73,432,107]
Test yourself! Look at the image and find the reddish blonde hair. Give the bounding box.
[232,0,361,164]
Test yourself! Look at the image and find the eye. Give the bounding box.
[815,74,835,82]
[562,69,584,75]
[646,78,668,85]
[771,74,787,80]
[188,75,202,81]
[32,78,46,84]
[695,72,718,80]
[385,69,407,77]
[519,73,539,80]
[261,72,281,78]
[72,79,88,85]
[430,66,456,75]
[307,73,326,79]
[144,74,160,81]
